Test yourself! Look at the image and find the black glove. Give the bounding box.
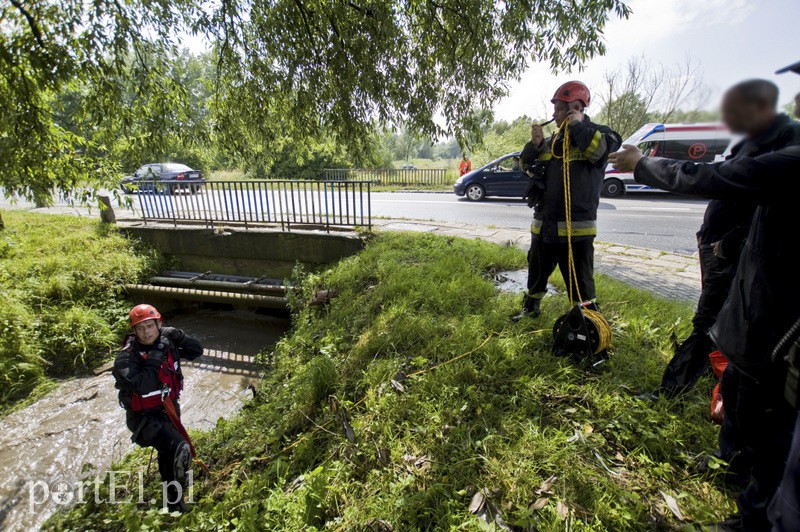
[145,348,167,366]
[161,326,186,345]
[523,177,545,209]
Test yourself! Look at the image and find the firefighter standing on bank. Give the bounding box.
[513,81,621,321]
[112,304,203,513]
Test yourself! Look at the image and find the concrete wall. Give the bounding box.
[121,224,364,279]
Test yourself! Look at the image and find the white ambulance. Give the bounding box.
[602,122,738,197]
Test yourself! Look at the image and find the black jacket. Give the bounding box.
[633,115,800,377]
[112,327,203,443]
[520,116,621,242]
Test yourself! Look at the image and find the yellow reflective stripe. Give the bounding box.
[557,227,597,237]
[582,131,607,163]
[531,224,542,234]
[539,152,553,161]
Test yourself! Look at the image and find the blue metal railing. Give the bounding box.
[135,180,372,230]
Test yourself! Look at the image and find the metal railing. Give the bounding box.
[324,168,452,186]
[135,180,371,230]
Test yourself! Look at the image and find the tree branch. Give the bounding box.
[9,0,45,48]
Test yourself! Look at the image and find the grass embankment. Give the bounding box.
[49,232,734,530]
[0,210,163,415]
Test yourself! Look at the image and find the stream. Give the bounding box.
[0,310,288,531]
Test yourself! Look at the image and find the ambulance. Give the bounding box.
[602,122,738,197]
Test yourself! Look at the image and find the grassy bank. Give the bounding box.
[48,232,733,530]
[0,210,163,414]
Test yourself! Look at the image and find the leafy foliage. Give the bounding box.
[0,211,164,412]
[2,0,630,202]
[49,232,734,530]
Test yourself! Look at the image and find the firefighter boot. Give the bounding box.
[511,296,541,322]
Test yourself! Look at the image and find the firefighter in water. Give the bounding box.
[112,304,203,513]
[512,81,621,321]
[459,155,472,176]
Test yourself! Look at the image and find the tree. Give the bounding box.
[1,0,631,205]
[595,56,709,139]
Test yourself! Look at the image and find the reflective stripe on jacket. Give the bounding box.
[520,116,621,243]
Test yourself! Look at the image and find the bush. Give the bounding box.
[0,211,162,412]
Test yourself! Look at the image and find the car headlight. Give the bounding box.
[455,177,464,185]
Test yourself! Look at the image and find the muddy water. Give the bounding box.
[0,310,287,531]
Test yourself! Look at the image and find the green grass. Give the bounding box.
[0,210,164,414]
[47,232,734,530]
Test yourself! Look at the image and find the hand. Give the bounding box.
[712,240,727,260]
[608,144,645,172]
[531,124,544,146]
[161,327,185,345]
[565,108,584,125]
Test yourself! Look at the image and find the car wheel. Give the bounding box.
[466,184,485,201]
[602,178,624,198]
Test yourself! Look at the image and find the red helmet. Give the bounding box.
[129,304,162,328]
[551,81,591,107]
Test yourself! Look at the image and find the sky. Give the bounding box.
[493,0,800,121]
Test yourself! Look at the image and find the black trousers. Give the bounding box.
[660,244,737,394]
[720,364,796,531]
[128,406,188,483]
[526,236,595,302]
[769,411,800,531]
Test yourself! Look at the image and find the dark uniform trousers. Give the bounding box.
[720,365,796,530]
[526,236,595,301]
[769,411,800,531]
[128,406,188,484]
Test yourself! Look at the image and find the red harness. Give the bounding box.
[129,345,183,412]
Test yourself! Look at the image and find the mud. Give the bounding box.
[494,269,558,296]
[0,310,287,531]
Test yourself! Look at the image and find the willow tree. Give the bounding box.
[0,0,631,210]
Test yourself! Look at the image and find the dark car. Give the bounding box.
[453,152,527,201]
[121,163,205,194]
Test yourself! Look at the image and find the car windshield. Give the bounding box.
[495,156,520,172]
[163,163,193,172]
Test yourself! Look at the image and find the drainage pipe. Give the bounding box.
[147,277,288,296]
[125,284,288,309]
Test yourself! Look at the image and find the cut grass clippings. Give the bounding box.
[0,210,164,415]
[47,231,735,530]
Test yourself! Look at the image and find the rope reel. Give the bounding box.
[549,122,613,360]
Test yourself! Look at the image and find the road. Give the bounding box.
[370,192,707,254]
[1,189,707,255]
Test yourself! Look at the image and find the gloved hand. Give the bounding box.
[145,349,167,365]
[161,326,186,345]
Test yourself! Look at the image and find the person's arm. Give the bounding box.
[633,145,800,201]
[112,346,166,395]
[569,121,622,165]
[715,225,751,260]
[161,326,204,360]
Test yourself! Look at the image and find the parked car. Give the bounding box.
[453,152,526,201]
[121,163,205,194]
[602,122,738,197]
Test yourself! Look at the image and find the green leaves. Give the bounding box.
[2,0,630,202]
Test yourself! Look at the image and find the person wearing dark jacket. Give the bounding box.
[609,80,800,532]
[112,304,203,513]
[512,81,622,321]
[658,82,797,399]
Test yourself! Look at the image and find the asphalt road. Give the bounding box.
[1,188,707,254]
[370,192,708,254]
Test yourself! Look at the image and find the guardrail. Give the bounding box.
[135,180,371,230]
[323,168,451,186]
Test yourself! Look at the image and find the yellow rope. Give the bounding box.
[553,121,612,353]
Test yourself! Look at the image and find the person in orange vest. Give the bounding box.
[459,155,472,176]
[112,304,203,513]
